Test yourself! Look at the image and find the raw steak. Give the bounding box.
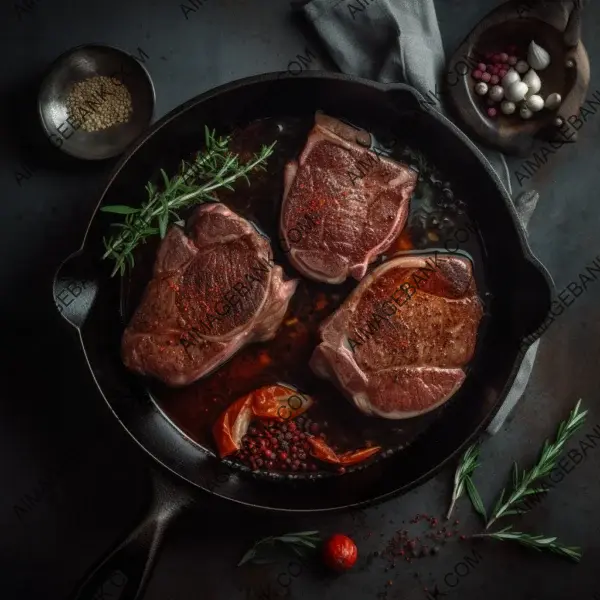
[279,113,417,284]
[122,203,298,387]
[309,253,483,419]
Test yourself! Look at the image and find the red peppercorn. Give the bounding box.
[472,70,482,80]
[499,52,508,62]
[499,69,507,78]
[492,53,501,62]
[477,62,486,72]
[490,75,499,85]
[481,72,491,82]
[288,422,297,432]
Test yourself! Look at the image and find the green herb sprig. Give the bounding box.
[486,399,586,529]
[448,400,586,563]
[237,531,321,567]
[446,443,480,519]
[101,126,276,276]
[472,526,582,563]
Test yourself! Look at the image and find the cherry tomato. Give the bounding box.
[322,534,358,572]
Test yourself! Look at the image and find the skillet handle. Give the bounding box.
[70,469,195,600]
[513,257,554,346]
[53,250,100,330]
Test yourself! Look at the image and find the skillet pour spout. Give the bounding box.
[55,72,553,600]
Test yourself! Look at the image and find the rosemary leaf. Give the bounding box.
[101,205,140,214]
[237,531,321,567]
[446,443,480,519]
[465,476,487,521]
[486,399,586,529]
[472,526,582,563]
[237,548,258,567]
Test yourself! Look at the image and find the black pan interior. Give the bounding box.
[67,73,552,511]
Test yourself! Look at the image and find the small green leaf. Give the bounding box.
[101,205,140,214]
[465,476,487,521]
[158,212,169,239]
[237,548,256,567]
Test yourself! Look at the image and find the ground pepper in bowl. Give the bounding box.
[66,75,133,132]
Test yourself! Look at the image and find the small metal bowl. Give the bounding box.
[38,44,155,160]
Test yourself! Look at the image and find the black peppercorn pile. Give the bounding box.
[236,416,327,473]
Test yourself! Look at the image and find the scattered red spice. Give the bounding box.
[380,512,464,566]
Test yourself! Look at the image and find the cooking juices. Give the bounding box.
[122,115,489,477]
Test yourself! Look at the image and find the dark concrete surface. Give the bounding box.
[0,0,599,599]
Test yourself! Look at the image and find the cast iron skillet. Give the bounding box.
[53,72,553,600]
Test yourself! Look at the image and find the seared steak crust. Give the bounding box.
[280,113,417,284]
[310,253,483,418]
[122,203,297,386]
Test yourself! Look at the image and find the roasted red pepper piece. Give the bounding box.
[213,384,313,457]
[307,436,381,466]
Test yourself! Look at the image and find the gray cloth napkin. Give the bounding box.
[294,0,540,433]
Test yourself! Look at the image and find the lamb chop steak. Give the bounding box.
[309,253,483,419]
[280,113,417,284]
[122,203,298,387]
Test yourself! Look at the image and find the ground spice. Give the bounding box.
[380,513,464,567]
[66,75,133,132]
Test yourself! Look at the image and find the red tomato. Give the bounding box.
[322,534,358,572]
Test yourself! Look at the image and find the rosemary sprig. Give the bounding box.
[486,399,586,529]
[472,526,582,563]
[237,531,321,567]
[101,126,276,276]
[446,443,480,519]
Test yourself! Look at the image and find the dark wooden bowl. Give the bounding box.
[446,0,589,156]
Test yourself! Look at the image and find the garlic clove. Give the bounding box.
[525,94,544,112]
[527,40,551,71]
[488,85,505,102]
[522,69,541,95]
[515,60,530,74]
[475,82,488,96]
[500,101,516,115]
[505,81,528,103]
[501,69,521,88]
[545,93,562,110]
[520,106,533,119]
